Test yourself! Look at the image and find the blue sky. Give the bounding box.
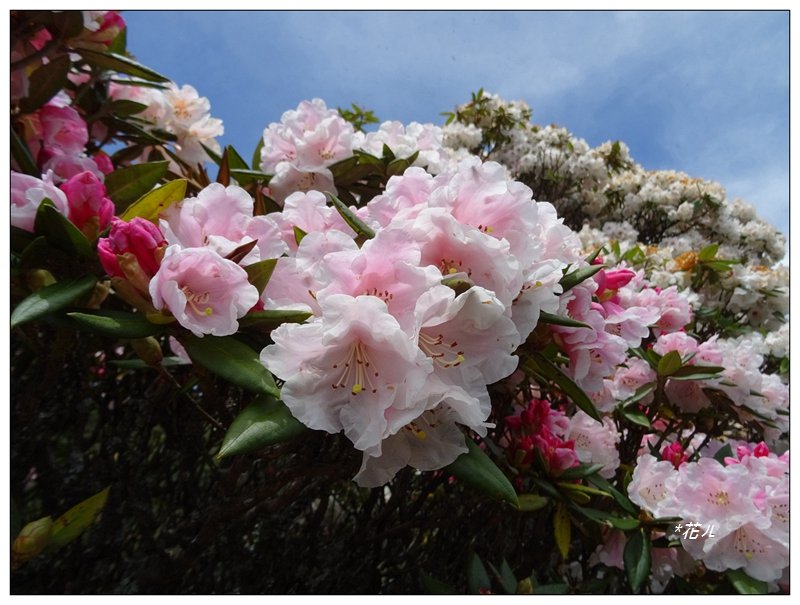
[124,10,789,249]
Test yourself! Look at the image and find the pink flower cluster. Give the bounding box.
[11,170,114,238]
[504,398,578,474]
[259,157,580,485]
[628,445,789,582]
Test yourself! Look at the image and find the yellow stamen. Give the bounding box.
[204,307,213,316]
[351,383,363,395]
[415,430,427,441]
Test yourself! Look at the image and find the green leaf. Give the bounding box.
[46,487,110,553]
[182,335,280,397]
[11,127,39,176]
[18,236,51,271]
[107,26,127,54]
[697,243,719,262]
[445,437,518,506]
[109,99,149,116]
[556,482,612,499]
[251,137,265,170]
[419,572,457,595]
[328,155,360,179]
[243,258,278,296]
[76,47,170,82]
[11,275,97,328]
[229,169,272,185]
[584,246,605,265]
[515,493,548,512]
[623,529,651,593]
[622,408,651,428]
[657,350,682,377]
[110,356,189,369]
[538,311,591,329]
[534,583,569,595]
[713,443,733,465]
[498,560,517,595]
[67,310,163,338]
[586,475,637,515]
[726,569,768,595]
[327,192,375,239]
[293,225,307,245]
[120,178,187,222]
[525,353,600,421]
[20,54,71,113]
[105,161,169,211]
[466,553,491,594]
[217,394,305,459]
[619,382,655,408]
[553,502,571,559]
[669,364,725,381]
[34,199,93,258]
[557,463,605,480]
[574,507,640,530]
[441,276,473,296]
[559,264,603,292]
[239,309,313,329]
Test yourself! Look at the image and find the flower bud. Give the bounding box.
[25,269,56,292]
[98,218,166,282]
[132,337,163,366]
[12,516,53,566]
[59,170,114,238]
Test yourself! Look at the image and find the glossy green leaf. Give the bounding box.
[726,569,768,594]
[105,161,169,210]
[619,382,655,408]
[657,350,683,377]
[327,192,375,239]
[11,275,97,328]
[697,243,719,262]
[293,225,307,245]
[538,311,591,329]
[11,127,39,176]
[182,335,280,397]
[498,560,517,595]
[669,364,725,381]
[230,169,272,185]
[225,145,249,171]
[46,486,110,553]
[623,529,651,593]
[713,443,733,465]
[441,276,473,296]
[445,437,518,506]
[217,394,305,459]
[244,258,278,296]
[419,572,457,595]
[466,553,491,594]
[21,54,71,113]
[239,309,313,329]
[109,99,148,116]
[251,137,265,170]
[553,502,571,559]
[559,264,603,292]
[622,409,651,428]
[574,507,640,530]
[515,493,548,512]
[120,178,187,222]
[76,47,170,82]
[34,200,93,258]
[67,310,163,338]
[525,353,600,421]
[110,356,189,369]
[557,462,605,481]
[586,475,637,515]
[107,26,127,54]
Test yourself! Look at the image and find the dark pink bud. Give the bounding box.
[98,217,166,279]
[661,442,687,469]
[59,170,114,232]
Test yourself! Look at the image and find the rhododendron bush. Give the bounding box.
[10,11,789,595]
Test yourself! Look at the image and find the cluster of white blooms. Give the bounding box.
[442,92,786,268]
[110,81,224,166]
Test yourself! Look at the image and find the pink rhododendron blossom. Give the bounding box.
[261,294,433,452]
[41,152,106,183]
[275,190,354,250]
[365,167,441,227]
[98,217,167,281]
[505,398,578,474]
[567,411,620,478]
[149,246,258,337]
[39,103,88,157]
[627,454,681,518]
[267,163,337,205]
[317,229,442,333]
[59,170,114,235]
[10,171,69,232]
[160,183,286,264]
